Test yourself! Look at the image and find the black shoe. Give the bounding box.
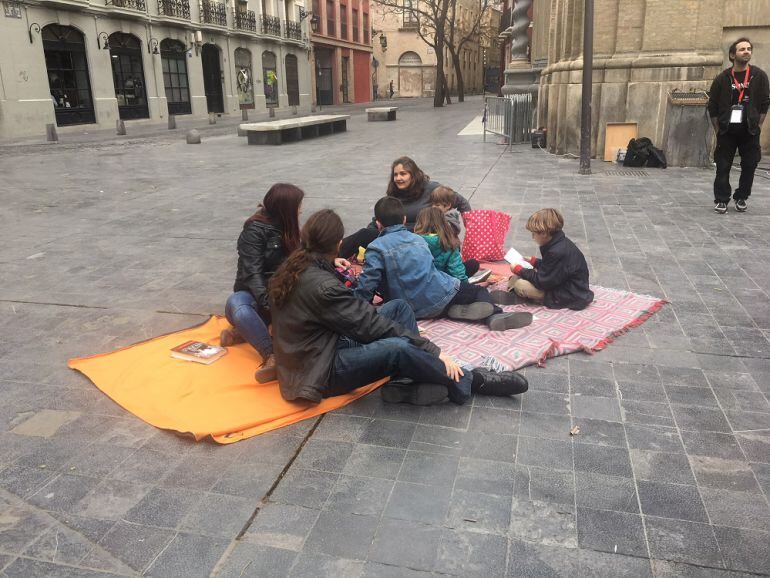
[487,311,533,331]
[447,302,495,322]
[735,199,747,212]
[490,290,521,305]
[471,368,528,396]
[381,382,448,405]
[714,202,727,214]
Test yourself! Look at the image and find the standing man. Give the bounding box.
[708,38,769,214]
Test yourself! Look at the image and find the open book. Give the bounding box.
[504,247,534,270]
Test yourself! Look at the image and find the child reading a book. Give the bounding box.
[506,208,594,310]
[430,186,484,280]
[354,197,531,331]
[414,207,467,281]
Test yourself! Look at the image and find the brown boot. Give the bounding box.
[220,328,246,347]
[255,354,277,383]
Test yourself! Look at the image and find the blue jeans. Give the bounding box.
[327,299,473,404]
[225,291,272,358]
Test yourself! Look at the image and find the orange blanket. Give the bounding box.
[68,316,384,444]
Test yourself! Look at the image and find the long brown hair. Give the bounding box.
[246,183,304,253]
[414,207,460,252]
[268,209,345,309]
[386,156,429,202]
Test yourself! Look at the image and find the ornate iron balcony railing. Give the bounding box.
[201,0,227,25]
[158,0,190,19]
[234,9,256,31]
[284,20,302,40]
[261,14,281,36]
[107,0,147,11]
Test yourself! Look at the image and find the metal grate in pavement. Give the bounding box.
[602,169,649,176]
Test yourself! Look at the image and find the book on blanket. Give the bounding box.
[504,247,534,270]
[170,341,227,365]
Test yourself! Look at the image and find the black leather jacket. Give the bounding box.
[270,258,440,403]
[517,231,594,311]
[233,220,286,321]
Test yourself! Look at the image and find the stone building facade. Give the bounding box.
[0,0,313,139]
[309,0,372,105]
[369,0,484,100]
[532,0,770,156]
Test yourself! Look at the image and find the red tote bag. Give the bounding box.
[461,210,512,261]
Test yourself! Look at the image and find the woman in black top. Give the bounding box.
[222,183,304,383]
[338,156,471,258]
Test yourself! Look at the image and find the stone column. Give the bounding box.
[501,0,539,97]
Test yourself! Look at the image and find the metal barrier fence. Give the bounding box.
[483,94,533,145]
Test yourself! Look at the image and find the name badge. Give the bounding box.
[730,105,744,124]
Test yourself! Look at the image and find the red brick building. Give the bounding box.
[310,0,373,104]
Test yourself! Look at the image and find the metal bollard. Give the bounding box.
[168,114,176,130]
[241,109,248,121]
[116,119,126,135]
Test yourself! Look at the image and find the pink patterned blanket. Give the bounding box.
[418,286,666,370]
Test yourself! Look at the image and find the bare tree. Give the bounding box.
[374,0,453,107]
[444,0,493,102]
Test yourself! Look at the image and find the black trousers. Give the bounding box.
[339,227,379,259]
[713,128,762,203]
[445,281,502,315]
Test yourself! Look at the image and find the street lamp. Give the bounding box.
[97,32,110,50]
[579,0,594,175]
[372,28,387,51]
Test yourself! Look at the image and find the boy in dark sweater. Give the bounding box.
[504,209,594,311]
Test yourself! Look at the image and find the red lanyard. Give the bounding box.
[732,66,750,104]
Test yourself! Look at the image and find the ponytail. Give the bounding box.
[268,249,313,309]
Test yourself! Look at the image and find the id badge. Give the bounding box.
[730,105,744,124]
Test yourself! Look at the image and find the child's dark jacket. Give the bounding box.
[517,231,594,310]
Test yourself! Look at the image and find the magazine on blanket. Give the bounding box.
[504,247,534,269]
[171,341,227,365]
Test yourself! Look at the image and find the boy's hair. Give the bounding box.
[374,196,406,227]
[414,207,461,252]
[429,185,456,207]
[526,208,564,236]
[728,37,752,62]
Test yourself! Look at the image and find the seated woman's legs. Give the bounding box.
[327,335,473,404]
[339,227,380,259]
[224,291,273,357]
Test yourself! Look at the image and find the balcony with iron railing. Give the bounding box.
[201,0,227,25]
[284,20,302,40]
[233,9,257,31]
[106,0,146,11]
[261,14,281,36]
[158,0,190,18]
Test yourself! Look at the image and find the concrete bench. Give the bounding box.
[239,114,350,145]
[366,107,398,121]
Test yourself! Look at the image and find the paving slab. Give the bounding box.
[1,96,770,575]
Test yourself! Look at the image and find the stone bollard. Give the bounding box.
[168,114,176,130]
[45,123,58,143]
[241,109,248,121]
[208,114,216,125]
[116,119,126,135]
[186,129,201,144]
[268,107,275,118]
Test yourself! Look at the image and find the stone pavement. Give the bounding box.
[1,95,769,576]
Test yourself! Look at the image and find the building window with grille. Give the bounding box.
[403,0,417,28]
[326,0,335,36]
[262,51,279,107]
[363,12,369,43]
[160,39,191,115]
[340,3,347,39]
[352,7,359,42]
[43,24,95,126]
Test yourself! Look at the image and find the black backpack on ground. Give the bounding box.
[623,137,667,169]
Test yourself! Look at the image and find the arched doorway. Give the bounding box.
[262,51,279,107]
[398,51,423,98]
[234,48,254,110]
[160,39,191,115]
[201,44,224,113]
[108,33,148,120]
[285,54,299,106]
[43,24,95,126]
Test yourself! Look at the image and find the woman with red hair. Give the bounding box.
[221,183,304,383]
